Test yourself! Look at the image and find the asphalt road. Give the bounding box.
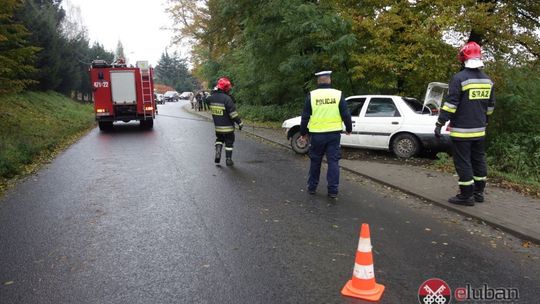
[1,101,539,304]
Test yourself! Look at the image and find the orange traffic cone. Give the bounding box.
[341,223,385,301]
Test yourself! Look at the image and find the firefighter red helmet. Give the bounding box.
[458,42,482,63]
[217,77,232,92]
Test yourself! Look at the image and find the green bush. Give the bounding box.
[487,134,540,183]
[237,103,302,122]
[485,64,540,184]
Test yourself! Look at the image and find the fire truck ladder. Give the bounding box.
[140,68,153,120]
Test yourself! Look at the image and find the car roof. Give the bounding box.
[346,95,400,100]
[345,95,420,101]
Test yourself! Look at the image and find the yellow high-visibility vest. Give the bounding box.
[308,89,343,133]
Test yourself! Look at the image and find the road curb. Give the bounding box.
[183,106,539,243]
[338,166,540,244]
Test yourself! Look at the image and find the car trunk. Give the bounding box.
[422,82,448,115]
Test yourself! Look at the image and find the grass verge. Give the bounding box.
[0,91,95,197]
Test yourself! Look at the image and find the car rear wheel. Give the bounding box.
[392,133,420,158]
[290,131,309,154]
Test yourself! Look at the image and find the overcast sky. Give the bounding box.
[64,0,186,66]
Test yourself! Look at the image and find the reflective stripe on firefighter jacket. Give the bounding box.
[438,68,495,140]
[308,89,343,133]
[207,90,242,134]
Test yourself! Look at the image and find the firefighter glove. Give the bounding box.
[238,122,243,131]
[434,123,442,138]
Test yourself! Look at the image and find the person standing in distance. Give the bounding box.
[207,77,243,166]
[300,71,352,199]
[435,42,495,206]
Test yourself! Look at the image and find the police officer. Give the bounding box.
[300,71,352,198]
[435,42,495,206]
[206,77,243,166]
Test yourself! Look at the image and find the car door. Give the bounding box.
[341,97,366,147]
[356,97,404,149]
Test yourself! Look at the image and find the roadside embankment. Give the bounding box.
[0,91,95,195]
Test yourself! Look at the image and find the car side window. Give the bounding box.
[365,98,401,117]
[346,98,366,116]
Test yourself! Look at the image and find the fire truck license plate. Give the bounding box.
[94,81,109,88]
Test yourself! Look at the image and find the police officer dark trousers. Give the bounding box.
[300,71,352,198]
[435,42,495,206]
[206,77,243,166]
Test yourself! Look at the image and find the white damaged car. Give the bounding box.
[282,82,451,158]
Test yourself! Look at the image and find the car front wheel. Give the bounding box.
[392,133,420,158]
[290,131,309,154]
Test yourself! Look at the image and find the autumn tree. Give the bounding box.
[334,0,540,96]
[169,0,540,105]
[168,0,355,105]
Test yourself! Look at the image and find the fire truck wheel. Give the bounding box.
[98,121,113,131]
[140,119,154,130]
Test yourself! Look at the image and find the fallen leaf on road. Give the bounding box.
[522,241,531,248]
[202,264,210,268]
[3,281,14,286]
[332,225,339,229]
[425,228,431,231]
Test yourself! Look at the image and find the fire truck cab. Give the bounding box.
[90,59,156,131]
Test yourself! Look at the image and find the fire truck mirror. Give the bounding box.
[98,72,104,80]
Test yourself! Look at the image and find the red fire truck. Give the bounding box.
[90,59,156,131]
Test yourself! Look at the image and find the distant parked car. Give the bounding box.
[281,83,451,158]
[163,91,179,102]
[155,93,164,104]
[179,92,193,100]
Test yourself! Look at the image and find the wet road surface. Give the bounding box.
[1,101,539,303]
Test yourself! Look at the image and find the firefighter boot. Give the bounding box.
[448,185,474,206]
[214,144,223,164]
[225,149,234,166]
[474,180,486,203]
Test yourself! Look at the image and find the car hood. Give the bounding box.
[282,116,301,128]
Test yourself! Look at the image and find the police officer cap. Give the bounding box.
[314,71,332,77]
